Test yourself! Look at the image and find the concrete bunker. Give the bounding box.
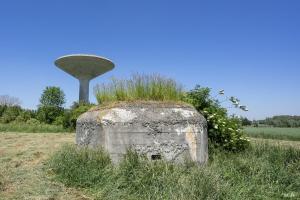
[76,101,208,164]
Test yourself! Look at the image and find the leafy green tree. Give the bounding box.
[37,86,65,124]
[40,86,65,107]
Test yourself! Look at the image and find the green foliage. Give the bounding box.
[62,102,94,130]
[53,115,64,126]
[26,118,41,125]
[37,106,64,124]
[184,85,249,151]
[47,143,300,199]
[0,88,68,132]
[0,105,7,118]
[39,86,65,107]
[94,74,184,104]
[240,117,252,126]
[14,109,36,123]
[37,86,66,124]
[0,106,22,123]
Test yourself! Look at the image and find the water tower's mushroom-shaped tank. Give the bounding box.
[55,54,114,103]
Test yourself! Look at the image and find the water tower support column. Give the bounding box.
[79,79,90,103]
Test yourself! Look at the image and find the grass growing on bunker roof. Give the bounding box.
[94,74,185,104]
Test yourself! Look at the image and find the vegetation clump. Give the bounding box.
[94,74,184,104]
[62,102,95,130]
[47,143,300,200]
[37,86,65,124]
[184,86,249,151]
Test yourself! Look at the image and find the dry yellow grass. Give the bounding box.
[0,132,92,200]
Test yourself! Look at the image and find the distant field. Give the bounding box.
[245,126,300,141]
[0,123,69,133]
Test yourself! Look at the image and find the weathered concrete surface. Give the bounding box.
[76,101,208,164]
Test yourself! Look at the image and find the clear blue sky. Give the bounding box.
[0,0,299,120]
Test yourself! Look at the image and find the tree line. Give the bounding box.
[239,115,300,128]
[257,115,300,128]
[0,87,93,130]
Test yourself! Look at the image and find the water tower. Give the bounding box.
[55,54,115,103]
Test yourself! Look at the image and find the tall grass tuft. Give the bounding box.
[94,74,185,104]
[47,143,300,199]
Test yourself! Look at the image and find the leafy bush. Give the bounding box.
[13,109,35,123]
[26,118,41,125]
[62,102,94,130]
[94,74,184,104]
[0,106,22,123]
[37,106,64,124]
[53,115,64,126]
[47,143,300,199]
[184,85,249,151]
[0,105,7,118]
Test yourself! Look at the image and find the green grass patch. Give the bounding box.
[0,123,69,133]
[94,74,184,104]
[47,144,300,199]
[245,126,300,141]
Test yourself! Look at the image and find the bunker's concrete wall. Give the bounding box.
[76,102,208,164]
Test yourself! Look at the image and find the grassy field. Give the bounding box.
[244,126,300,141]
[0,123,69,133]
[0,132,90,200]
[1,132,300,200]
